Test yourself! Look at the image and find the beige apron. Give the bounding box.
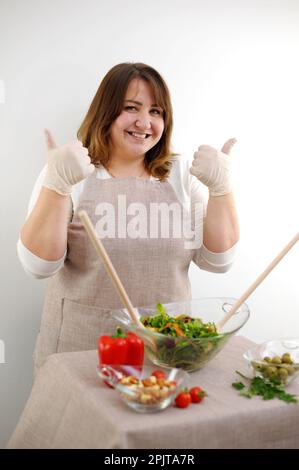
[33,170,195,372]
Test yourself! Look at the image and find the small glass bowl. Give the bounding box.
[243,338,299,385]
[111,298,250,372]
[97,364,189,413]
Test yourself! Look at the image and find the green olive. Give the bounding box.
[263,356,272,363]
[277,368,288,381]
[271,356,282,364]
[264,366,277,378]
[281,353,293,364]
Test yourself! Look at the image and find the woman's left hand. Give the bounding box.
[189,138,237,196]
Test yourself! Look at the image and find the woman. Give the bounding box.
[18,62,239,375]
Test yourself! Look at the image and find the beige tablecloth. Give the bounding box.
[6,336,299,449]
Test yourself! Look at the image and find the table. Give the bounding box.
[6,336,299,449]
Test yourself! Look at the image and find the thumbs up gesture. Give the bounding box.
[189,138,237,197]
[43,129,95,196]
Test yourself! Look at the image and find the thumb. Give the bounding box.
[44,128,58,150]
[221,137,237,155]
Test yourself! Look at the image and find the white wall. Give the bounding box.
[0,0,298,448]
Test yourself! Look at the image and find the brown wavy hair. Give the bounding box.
[77,62,179,181]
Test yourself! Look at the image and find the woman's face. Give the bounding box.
[108,78,165,162]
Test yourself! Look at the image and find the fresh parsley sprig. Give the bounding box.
[232,371,298,404]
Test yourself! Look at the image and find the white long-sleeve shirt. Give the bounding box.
[17,157,238,279]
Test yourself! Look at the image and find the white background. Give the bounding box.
[0,0,298,448]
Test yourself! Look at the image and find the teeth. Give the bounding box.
[128,131,147,139]
[132,133,146,138]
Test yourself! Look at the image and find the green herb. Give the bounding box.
[232,381,245,391]
[232,371,298,404]
[156,303,168,317]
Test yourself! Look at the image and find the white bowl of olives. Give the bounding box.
[244,338,299,385]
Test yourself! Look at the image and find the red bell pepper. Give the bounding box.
[98,327,144,387]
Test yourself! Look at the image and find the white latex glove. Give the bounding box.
[189,138,237,197]
[43,128,95,196]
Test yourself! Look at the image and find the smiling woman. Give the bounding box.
[106,78,166,178]
[77,63,178,181]
[17,61,240,380]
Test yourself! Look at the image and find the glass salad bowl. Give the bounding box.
[97,364,189,413]
[111,297,250,372]
[244,338,299,385]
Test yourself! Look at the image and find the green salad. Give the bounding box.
[140,303,227,371]
[141,303,219,338]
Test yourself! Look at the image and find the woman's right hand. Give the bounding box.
[43,128,95,196]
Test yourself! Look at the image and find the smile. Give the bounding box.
[126,131,151,140]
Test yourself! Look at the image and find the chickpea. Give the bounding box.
[140,393,153,404]
[120,376,132,385]
[157,378,166,388]
[142,377,155,387]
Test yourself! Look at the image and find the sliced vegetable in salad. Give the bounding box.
[141,303,219,339]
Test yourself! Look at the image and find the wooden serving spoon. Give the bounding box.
[78,210,143,328]
[217,232,299,331]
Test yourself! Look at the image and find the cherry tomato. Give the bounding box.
[189,386,206,403]
[175,389,192,408]
[151,370,166,380]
